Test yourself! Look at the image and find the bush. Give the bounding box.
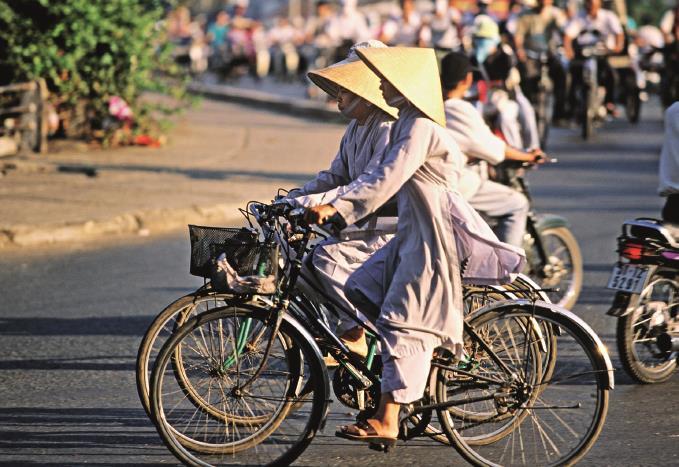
[0,0,188,143]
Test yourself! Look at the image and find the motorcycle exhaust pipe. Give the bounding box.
[656,333,679,353]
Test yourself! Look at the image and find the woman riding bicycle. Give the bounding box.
[306,46,526,447]
[287,40,398,359]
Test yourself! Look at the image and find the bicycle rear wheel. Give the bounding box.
[149,305,328,466]
[438,302,610,466]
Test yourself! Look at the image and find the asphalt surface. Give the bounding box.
[1,100,678,466]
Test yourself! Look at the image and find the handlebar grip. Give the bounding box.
[322,212,347,231]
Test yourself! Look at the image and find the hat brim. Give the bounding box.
[356,47,446,127]
[307,60,399,119]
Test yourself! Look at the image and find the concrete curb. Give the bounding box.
[188,82,345,122]
[0,202,244,249]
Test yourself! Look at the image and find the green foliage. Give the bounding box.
[0,0,189,141]
[627,0,674,26]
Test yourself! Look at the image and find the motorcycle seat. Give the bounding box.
[625,218,679,248]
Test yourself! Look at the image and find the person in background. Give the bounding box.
[660,2,679,45]
[441,52,544,247]
[514,0,569,124]
[302,0,338,72]
[379,0,422,46]
[659,102,679,225]
[472,14,541,150]
[327,0,371,60]
[563,0,624,115]
[314,46,525,446]
[419,0,462,52]
[207,10,230,52]
[268,17,302,80]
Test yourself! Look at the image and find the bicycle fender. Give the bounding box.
[470,299,615,390]
[281,312,332,423]
[536,214,570,231]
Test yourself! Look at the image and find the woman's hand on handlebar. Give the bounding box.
[304,204,338,225]
[529,148,548,165]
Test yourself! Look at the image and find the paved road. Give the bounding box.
[1,101,678,466]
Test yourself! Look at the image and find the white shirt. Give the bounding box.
[660,9,676,36]
[565,9,623,51]
[444,98,506,199]
[659,102,679,196]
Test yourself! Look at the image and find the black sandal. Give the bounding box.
[335,420,397,451]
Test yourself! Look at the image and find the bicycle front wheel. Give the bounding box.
[149,305,328,466]
[136,288,235,418]
[438,302,610,466]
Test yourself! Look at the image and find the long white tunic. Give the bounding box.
[335,104,525,359]
[288,109,396,330]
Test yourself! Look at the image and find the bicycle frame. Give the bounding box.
[205,201,557,421]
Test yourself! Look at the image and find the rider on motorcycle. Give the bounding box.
[513,0,569,124]
[659,102,679,224]
[441,51,545,247]
[471,14,541,150]
[563,0,624,116]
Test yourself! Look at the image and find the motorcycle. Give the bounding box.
[490,159,583,309]
[571,29,643,139]
[571,30,610,140]
[522,50,553,149]
[607,218,679,383]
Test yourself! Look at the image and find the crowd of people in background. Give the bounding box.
[165,0,678,123]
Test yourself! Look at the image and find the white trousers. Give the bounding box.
[469,179,529,248]
[344,247,433,405]
[299,233,391,334]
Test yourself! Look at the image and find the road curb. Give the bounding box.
[0,202,244,250]
[188,82,345,122]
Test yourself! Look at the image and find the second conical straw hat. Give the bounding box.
[308,41,398,119]
[356,47,446,127]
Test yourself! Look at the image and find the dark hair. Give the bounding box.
[440,52,473,90]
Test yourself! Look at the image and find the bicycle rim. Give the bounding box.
[440,307,609,466]
[150,305,328,466]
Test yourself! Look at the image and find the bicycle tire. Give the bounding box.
[528,225,583,310]
[438,302,610,467]
[149,305,329,466]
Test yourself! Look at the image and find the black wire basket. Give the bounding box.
[188,225,259,279]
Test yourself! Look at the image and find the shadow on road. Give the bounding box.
[0,315,156,337]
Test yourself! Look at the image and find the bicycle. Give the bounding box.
[145,200,613,466]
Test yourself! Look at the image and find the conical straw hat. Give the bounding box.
[356,47,446,127]
[308,41,399,119]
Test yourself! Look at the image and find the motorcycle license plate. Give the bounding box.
[606,264,648,293]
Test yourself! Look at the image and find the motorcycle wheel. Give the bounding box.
[525,226,583,310]
[617,271,678,384]
[581,85,593,140]
[537,86,553,149]
[624,73,641,124]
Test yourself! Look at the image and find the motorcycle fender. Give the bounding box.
[606,291,637,317]
[536,214,570,231]
[469,299,615,390]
